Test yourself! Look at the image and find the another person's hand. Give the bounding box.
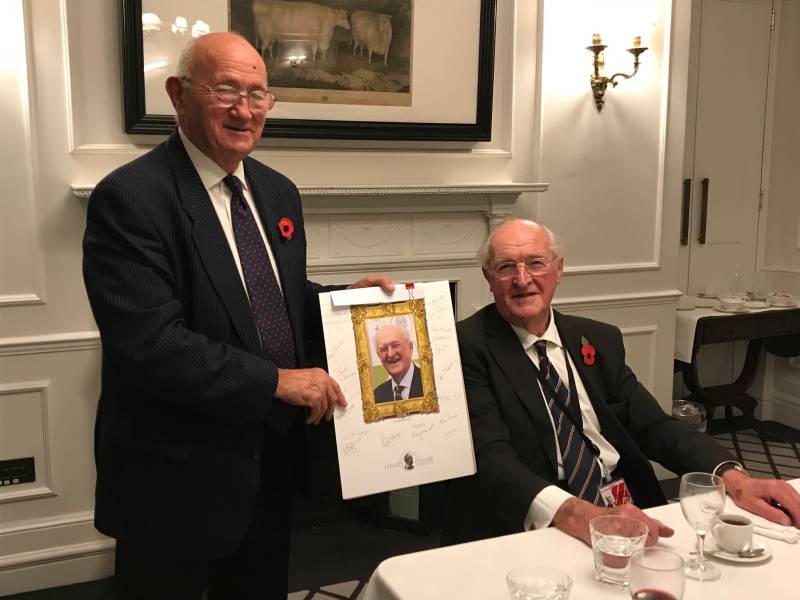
[723,470,800,527]
[275,368,346,425]
[347,275,395,293]
[550,497,674,547]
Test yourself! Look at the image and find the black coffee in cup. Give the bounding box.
[721,517,749,526]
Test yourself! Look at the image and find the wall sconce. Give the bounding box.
[585,34,647,112]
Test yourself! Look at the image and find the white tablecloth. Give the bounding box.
[674,299,795,363]
[362,480,800,600]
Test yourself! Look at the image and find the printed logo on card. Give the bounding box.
[384,451,433,471]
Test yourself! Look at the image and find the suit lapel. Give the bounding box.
[166,134,262,354]
[483,307,558,471]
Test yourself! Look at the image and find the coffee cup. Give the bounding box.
[719,295,746,310]
[768,291,792,306]
[712,514,753,553]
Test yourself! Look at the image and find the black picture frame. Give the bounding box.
[120,0,496,141]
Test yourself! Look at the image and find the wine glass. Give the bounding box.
[678,472,726,581]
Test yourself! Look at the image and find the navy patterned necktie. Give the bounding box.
[534,341,602,505]
[393,385,404,400]
[223,174,296,368]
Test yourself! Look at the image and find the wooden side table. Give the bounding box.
[674,307,800,432]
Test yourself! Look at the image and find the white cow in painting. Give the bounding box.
[252,0,349,63]
[350,10,392,66]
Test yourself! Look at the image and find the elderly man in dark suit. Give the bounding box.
[443,219,800,548]
[83,32,391,600]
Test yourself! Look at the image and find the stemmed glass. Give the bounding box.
[678,472,726,581]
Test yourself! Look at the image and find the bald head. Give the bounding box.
[479,219,561,268]
[166,33,268,173]
[176,33,265,83]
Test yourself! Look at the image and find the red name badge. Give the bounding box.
[599,479,632,507]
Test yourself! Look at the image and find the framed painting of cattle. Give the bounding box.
[120,0,496,140]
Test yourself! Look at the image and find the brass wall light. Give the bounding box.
[586,34,647,112]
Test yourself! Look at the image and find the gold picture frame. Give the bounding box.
[351,299,438,423]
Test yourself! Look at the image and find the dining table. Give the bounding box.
[361,479,800,599]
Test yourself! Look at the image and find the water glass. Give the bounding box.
[628,548,685,600]
[506,565,572,600]
[589,515,649,585]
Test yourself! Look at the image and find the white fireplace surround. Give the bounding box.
[72,182,548,319]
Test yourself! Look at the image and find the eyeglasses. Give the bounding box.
[183,78,276,113]
[490,256,556,279]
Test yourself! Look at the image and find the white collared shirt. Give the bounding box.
[511,310,620,531]
[178,128,282,296]
[389,363,416,400]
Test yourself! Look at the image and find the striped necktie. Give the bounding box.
[534,341,602,505]
[223,174,296,368]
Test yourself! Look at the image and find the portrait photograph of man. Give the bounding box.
[369,317,423,403]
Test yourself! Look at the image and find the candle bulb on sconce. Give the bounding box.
[585,32,648,112]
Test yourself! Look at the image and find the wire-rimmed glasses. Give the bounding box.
[182,77,276,113]
[489,256,556,279]
[678,472,726,581]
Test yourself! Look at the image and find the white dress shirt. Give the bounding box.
[511,310,621,531]
[178,128,282,295]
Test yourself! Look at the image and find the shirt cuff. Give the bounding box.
[523,485,574,531]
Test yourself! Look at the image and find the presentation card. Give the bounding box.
[320,280,476,499]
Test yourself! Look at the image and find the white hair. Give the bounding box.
[175,37,201,81]
[477,218,563,268]
[373,321,412,350]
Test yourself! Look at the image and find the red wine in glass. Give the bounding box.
[632,590,677,600]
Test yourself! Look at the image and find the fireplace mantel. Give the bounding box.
[72,181,548,317]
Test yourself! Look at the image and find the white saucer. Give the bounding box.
[705,539,772,563]
[744,300,770,309]
[713,305,750,314]
[769,301,798,308]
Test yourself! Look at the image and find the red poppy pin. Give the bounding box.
[580,336,596,366]
[278,217,294,240]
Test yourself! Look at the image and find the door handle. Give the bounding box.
[699,178,709,244]
[680,178,691,245]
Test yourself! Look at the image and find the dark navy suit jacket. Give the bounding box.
[443,305,733,545]
[83,133,335,559]
[373,364,424,403]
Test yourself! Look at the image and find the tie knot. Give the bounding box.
[534,340,548,359]
[223,174,244,196]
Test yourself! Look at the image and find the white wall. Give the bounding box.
[0,0,683,593]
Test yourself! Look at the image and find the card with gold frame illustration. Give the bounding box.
[353,299,438,423]
[320,281,475,499]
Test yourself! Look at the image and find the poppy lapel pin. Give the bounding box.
[580,336,596,366]
[278,217,294,241]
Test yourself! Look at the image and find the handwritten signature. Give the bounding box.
[382,432,402,447]
[412,424,434,439]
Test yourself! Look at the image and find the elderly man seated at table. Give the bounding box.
[443,219,800,548]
